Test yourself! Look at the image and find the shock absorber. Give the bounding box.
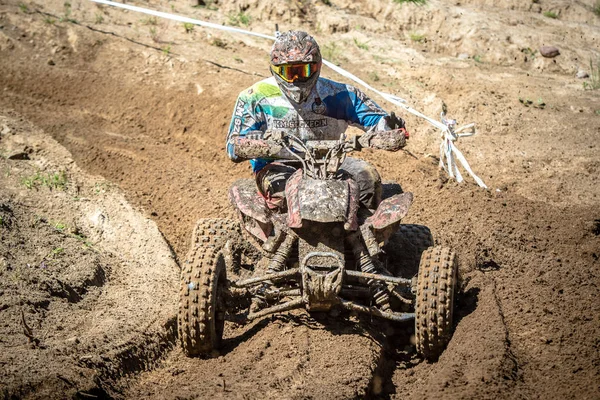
[267,232,296,274]
[348,234,391,311]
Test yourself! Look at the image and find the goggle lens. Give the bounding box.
[271,63,319,83]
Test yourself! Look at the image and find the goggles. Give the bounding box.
[271,63,320,83]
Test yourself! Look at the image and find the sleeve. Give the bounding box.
[226,92,266,162]
[348,86,388,131]
[321,83,388,131]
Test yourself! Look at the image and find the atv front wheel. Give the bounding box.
[415,246,457,361]
[178,219,232,357]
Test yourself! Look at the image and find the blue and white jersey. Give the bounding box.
[227,76,389,172]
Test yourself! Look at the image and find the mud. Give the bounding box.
[0,0,599,399]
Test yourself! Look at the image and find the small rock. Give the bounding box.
[47,58,55,66]
[7,152,29,160]
[457,53,469,60]
[576,70,589,79]
[539,46,560,58]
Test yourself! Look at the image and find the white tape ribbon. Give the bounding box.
[89,0,487,188]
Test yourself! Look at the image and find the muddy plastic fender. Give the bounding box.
[178,219,236,357]
[414,246,458,361]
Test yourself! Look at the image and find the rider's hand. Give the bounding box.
[384,112,406,130]
[263,130,286,143]
[358,129,407,151]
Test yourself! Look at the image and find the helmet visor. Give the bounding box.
[271,63,320,83]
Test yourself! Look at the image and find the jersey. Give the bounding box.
[226,76,388,172]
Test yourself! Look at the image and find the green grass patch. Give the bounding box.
[521,47,538,59]
[183,22,196,33]
[141,16,158,25]
[543,11,558,19]
[95,13,104,24]
[368,71,380,82]
[183,22,195,33]
[211,38,227,48]
[410,33,426,43]
[583,59,600,90]
[22,171,68,190]
[227,12,251,26]
[18,3,29,13]
[322,42,343,64]
[353,38,369,50]
[594,1,600,16]
[59,1,76,23]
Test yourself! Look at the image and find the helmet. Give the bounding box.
[270,31,322,104]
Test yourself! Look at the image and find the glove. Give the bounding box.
[384,112,406,131]
[358,129,407,151]
[384,112,410,140]
[231,137,284,160]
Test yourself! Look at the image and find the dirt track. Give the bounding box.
[1,0,599,398]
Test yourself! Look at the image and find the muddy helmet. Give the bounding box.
[270,30,322,104]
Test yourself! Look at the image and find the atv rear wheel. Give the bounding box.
[178,219,235,357]
[415,246,457,361]
[383,224,434,277]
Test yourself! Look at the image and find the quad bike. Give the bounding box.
[178,132,458,361]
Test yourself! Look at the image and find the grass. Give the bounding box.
[543,10,558,19]
[18,2,28,13]
[95,13,104,24]
[162,45,171,56]
[521,47,538,60]
[409,33,426,43]
[369,71,380,82]
[44,17,56,24]
[234,56,244,63]
[211,38,227,48]
[59,1,76,23]
[183,22,195,33]
[322,42,343,64]
[22,171,68,190]
[473,54,483,63]
[53,221,67,231]
[393,0,427,4]
[353,38,369,50]
[227,12,251,26]
[149,27,160,43]
[141,16,158,25]
[583,59,600,90]
[594,1,600,16]
[0,216,3,227]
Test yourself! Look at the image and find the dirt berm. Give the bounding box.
[1,0,599,399]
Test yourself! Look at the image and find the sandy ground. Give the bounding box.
[0,0,599,398]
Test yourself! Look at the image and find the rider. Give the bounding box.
[226,30,409,210]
